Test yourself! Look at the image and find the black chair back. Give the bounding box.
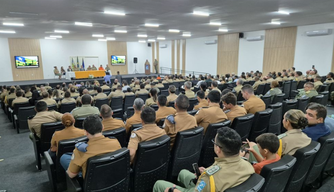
[237,91,244,101]
[48,104,57,111]
[218,83,228,91]
[249,109,273,141]
[169,127,204,180]
[310,94,323,104]
[74,117,86,129]
[187,110,197,116]
[187,98,198,111]
[290,81,297,96]
[317,85,327,93]
[40,122,65,152]
[13,102,30,114]
[111,96,123,110]
[225,174,265,192]
[137,94,149,102]
[256,84,265,95]
[59,102,76,113]
[103,127,127,147]
[151,104,159,111]
[17,106,36,131]
[268,103,283,135]
[284,141,320,192]
[231,114,254,141]
[272,93,285,104]
[282,100,298,116]
[199,120,231,167]
[124,95,135,111]
[168,101,175,108]
[263,83,271,95]
[297,80,306,89]
[297,97,309,113]
[157,118,165,127]
[113,108,124,120]
[94,98,109,110]
[125,107,134,119]
[260,155,297,192]
[261,95,271,109]
[84,148,130,192]
[160,90,168,96]
[132,135,170,192]
[163,83,169,89]
[328,83,334,98]
[320,91,329,106]
[282,81,291,99]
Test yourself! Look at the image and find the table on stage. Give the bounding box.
[74,71,106,79]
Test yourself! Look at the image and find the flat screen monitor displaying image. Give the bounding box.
[15,56,39,68]
[111,55,126,65]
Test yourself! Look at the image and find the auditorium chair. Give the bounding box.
[218,83,228,91]
[66,148,130,192]
[282,100,298,116]
[16,106,36,134]
[187,110,197,116]
[113,108,124,120]
[272,93,285,104]
[259,155,297,192]
[290,81,298,98]
[230,114,254,141]
[282,81,291,99]
[321,141,334,184]
[131,135,170,192]
[236,91,244,102]
[317,85,327,93]
[59,103,76,113]
[32,122,65,170]
[284,141,320,192]
[168,127,204,181]
[249,109,273,141]
[124,95,135,111]
[199,120,231,167]
[256,84,265,95]
[302,132,334,190]
[150,104,159,111]
[320,91,329,106]
[263,83,271,95]
[310,94,324,105]
[102,88,111,95]
[11,102,30,129]
[297,80,306,89]
[168,101,175,108]
[187,98,198,111]
[110,96,123,110]
[94,98,109,110]
[157,118,165,127]
[268,103,283,135]
[74,117,86,129]
[297,97,309,113]
[6,98,15,120]
[260,95,271,109]
[124,107,134,119]
[163,83,169,89]
[48,104,58,111]
[102,127,127,147]
[328,83,334,100]
[225,174,265,192]
[137,94,149,102]
[160,90,168,96]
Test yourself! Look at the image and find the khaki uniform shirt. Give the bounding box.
[233,85,243,94]
[28,111,63,138]
[41,98,58,107]
[211,87,221,94]
[167,94,178,104]
[252,81,262,90]
[25,91,32,98]
[279,129,311,156]
[282,77,290,81]
[101,85,110,90]
[94,93,108,100]
[68,136,121,179]
[108,90,125,99]
[125,112,141,133]
[275,77,283,82]
[125,92,135,96]
[111,82,120,90]
[60,97,76,105]
[184,90,195,99]
[243,95,266,114]
[102,118,125,131]
[156,83,164,88]
[144,84,151,89]
[136,89,149,96]
[70,92,80,97]
[325,78,334,84]
[295,89,318,100]
[162,80,168,84]
[5,93,16,105]
[164,111,197,148]
[195,156,254,192]
[92,66,97,70]
[71,104,100,118]
[12,97,29,107]
[57,89,64,96]
[156,106,176,123]
[195,105,227,133]
[0,90,7,101]
[76,95,94,105]
[246,77,253,81]
[194,99,209,110]
[314,81,323,91]
[145,98,157,106]
[50,126,85,154]
[45,86,52,90]
[225,105,247,122]
[89,90,97,95]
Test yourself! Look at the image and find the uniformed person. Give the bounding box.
[40,92,58,107]
[155,95,176,123]
[44,83,52,90]
[275,72,283,82]
[153,127,254,192]
[193,90,209,110]
[91,64,97,70]
[89,86,98,95]
[294,71,304,81]
[60,91,76,105]
[241,85,265,114]
[71,95,100,118]
[282,72,290,81]
[76,89,94,105]
[111,79,120,90]
[100,105,125,131]
[144,80,151,89]
[211,81,221,94]
[125,98,144,133]
[100,82,110,91]
[184,81,195,99]
[60,115,122,179]
[325,72,334,84]
[108,85,125,100]
[166,85,178,104]
[156,80,164,88]
[264,80,282,102]
[233,79,244,94]
[195,90,227,133]
[252,77,263,91]
[70,87,80,97]
[295,82,318,100]
[4,87,16,105]
[28,101,63,139]
[128,107,166,163]
[313,76,323,91]
[135,84,149,96]
[221,92,247,122]
[12,89,29,107]
[125,88,135,96]
[0,85,7,101]
[163,95,197,148]
[145,88,158,106]
[94,87,108,100]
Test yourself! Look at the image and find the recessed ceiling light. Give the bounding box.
[157,37,166,40]
[92,34,104,37]
[193,11,210,16]
[145,23,159,27]
[148,39,156,42]
[219,28,228,32]
[114,30,127,33]
[75,22,93,27]
[277,10,290,15]
[182,33,191,37]
[50,35,62,38]
[209,22,221,26]
[3,23,24,26]
[137,34,148,38]
[45,37,56,40]
[98,39,107,41]
[139,40,146,43]
[106,37,115,40]
[271,21,281,25]
[104,11,126,16]
[54,30,69,33]
[169,29,180,33]
[0,30,16,34]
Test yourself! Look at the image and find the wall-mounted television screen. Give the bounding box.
[111,55,126,65]
[15,56,39,68]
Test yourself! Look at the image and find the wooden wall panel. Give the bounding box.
[217,34,239,75]
[156,42,159,73]
[9,39,44,81]
[263,27,297,74]
[171,40,175,74]
[176,40,180,74]
[107,41,128,74]
[182,40,186,76]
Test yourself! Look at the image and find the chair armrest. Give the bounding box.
[66,172,82,192]
[44,151,57,192]
[32,134,41,170]
[8,108,13,113]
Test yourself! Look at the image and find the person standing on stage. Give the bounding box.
[154,59,159,74]
[104,72,112,84]
[115,71,122,84]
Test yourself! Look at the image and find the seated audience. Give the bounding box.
[125,98,144,133]
[211,81,221,94]
[5,87,16,105]
[252,76,262,90]
[193,90,209,110]
[40,92,58,106]
[60,91,76,105]
[241,85,265,114]
[136,84,149,95]
[155,95,176,123]
[100,81,110,90]
[313,75,323,91]
[125,87,135,96]
[100,104,125,131]
[94,87,108,100]
[70,87,79,97]
[222,92,247,122]
[122,80,130,92]
[325,72,334,83]
[295,82,318,100]
[71,95,100,118]
[183,81,195,98]
[264,80,282,102]
[166,85,178,104]
[108,85,125,100]
[200,82,209,98]
[12,89,29,107]
[76,89,94,105]
[234,79,244,94]
[145,88,158,106]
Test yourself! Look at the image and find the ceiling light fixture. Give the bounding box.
[0,30,16,33]
[271,21,281,25]
[277,10,290,15]
[219,28,228,32]
[139,40,146,43]
[104,11,126,16]
[54,30,69,33]
[114,30,127,33]
[157,37,166,40]
[75,22,93,27]
[92,34,104,37]
[45,37,56,40]
[137,34,148,38]
[106,37,115,40]
[182,33,191,37]
[145,23,159,27]
[50,35,62,38]
[98,39,107,41]
[209,22,221,26]
[3,23,24,26]
[169,29,180,33]
[193,11,210,16]
[148,39,156,42]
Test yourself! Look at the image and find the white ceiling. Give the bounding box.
[0,0,334,42]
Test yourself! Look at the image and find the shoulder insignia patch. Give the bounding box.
[166,115,176,124]
[75,142,88,152]
[133,127,142,131]
[277,133,287,139]
[197,180,206,192]
[131,133,137,138]
[206,165,220,175]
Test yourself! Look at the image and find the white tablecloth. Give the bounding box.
[66,72,75,80]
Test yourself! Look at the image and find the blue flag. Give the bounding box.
[82,58,85,69]
[77,57,79,68]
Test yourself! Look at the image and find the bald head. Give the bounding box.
[82,89,89,95]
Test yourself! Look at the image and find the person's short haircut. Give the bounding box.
[64,91,71,98]
[221,88,232,95]
[36,101,48,112]
[271,80,279,88]
[123,80,128,85]
[278,72,282,76]
[256,133,280,153]
[221,92,237,105]
[184,81,192,89]
[175,95,189,110]
[200,82,207,91]
[42,91,49,98]
[328,72,334,78]
[83,114,103,135]
[158,95,167,106]
[307,103,327,120]
[127,87,132,92]
[81,94,91,105]
[140,84,145,89]
[97,87,102,93]
[16,89,23,97]
[241,84,254,94]
[196,90,205,99]
[100,104,112,118]
[292,67,295,71]
[133,98,144,111]
[207,90,221,103]
[216,127,241,157]
[304,82,314,88]
[169,85,176,93]
[141,107,156,124]
[254,76,260,81]
[10,87,15,93]
[103,82,106,85]
[296,71,302,76]
[315,76,322,81]
[237,79,245,85]
[212,81,218,87]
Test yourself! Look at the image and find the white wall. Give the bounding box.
[185,36,218,75]
[40,40,108,79]
[238,30,265,75]
[126,42,152,74]
[158,40,172,73]
[294,23,334,76]
[0,38,13,81]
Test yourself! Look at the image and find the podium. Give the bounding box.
[145,63,150,75]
